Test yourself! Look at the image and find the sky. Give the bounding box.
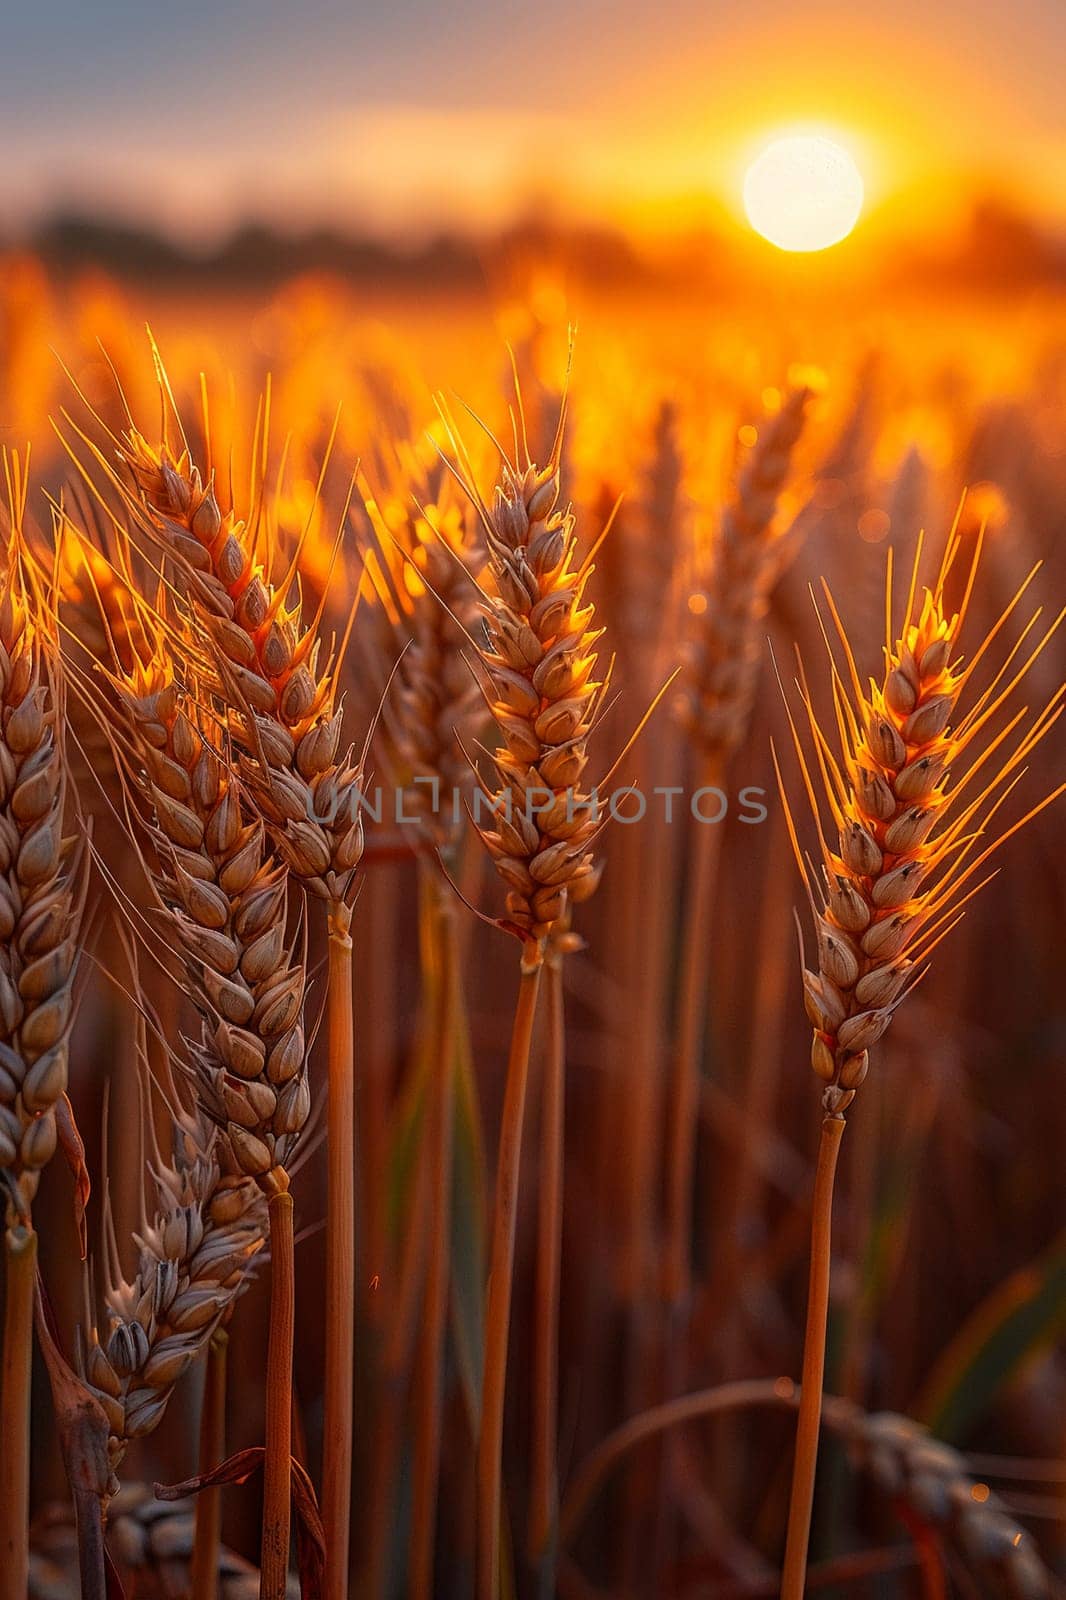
[3,0,1064,241]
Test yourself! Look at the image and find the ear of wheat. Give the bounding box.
[0,476,83,1220]
[0,455,86,1600]
[832,1403,1053,1600]
[776,525,1064,1600]
[62,465,312,1594]
[113,383,358,1600]
[117,427,364,908]
[681,384,811,768]
[81,1110,265,1488]
[779,527,1064,1113]
[363,444,485,856]
[529,857,601,1568]
[446,402,604,969]
[104,650,311,1189]
[558,1376,1055,1600]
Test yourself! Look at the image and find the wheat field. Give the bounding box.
[1,245,1064,1600]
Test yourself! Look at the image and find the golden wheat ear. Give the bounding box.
[60,349,367,908]
[358,436,488,856]
[680,383,812,772]
[441,388,606,962]
[79,967,266,1488]
[778,528,1064,1113]
[0,451,87,1223]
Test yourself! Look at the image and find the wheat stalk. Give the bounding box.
[190,1327,228,1600]
[98,638,308,1593]
[64,371,362,1599]
[442,378,607,1599]
[119,409,361,1600]
[775,525,1065,1600]
[623,397,686,682]
[667,384,812,1308]
[393,470,482,1599]
[353,440,488,1595]
[655,386,812,1568]
[528,867,600,1576]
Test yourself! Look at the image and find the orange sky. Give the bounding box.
[3,0,1063,240]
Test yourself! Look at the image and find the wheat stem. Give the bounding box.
[324,896,356,1600]
[652,783,726,1579]
[780,1112,846,1600]
[410,873,460,1600]
[361,1150,432,1599]
[710,811,794,1505]
[561,1378,781,1545]
[191,1327,228,1600]
[261,1183,295,1600]
[897,1507,950,1600]
[478,965,542,1600]
[528,955,566,1571]
[72,1483,108,1600]
[360,881,439,1598]
[664,779,724,1310]
[362,868,396,1338]
[0,1222,36,1598]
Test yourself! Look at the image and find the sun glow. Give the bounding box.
[743,135,864,252]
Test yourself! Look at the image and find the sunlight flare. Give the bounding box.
[743,134,864,252]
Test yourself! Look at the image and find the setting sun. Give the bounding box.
[743,134,864,252]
